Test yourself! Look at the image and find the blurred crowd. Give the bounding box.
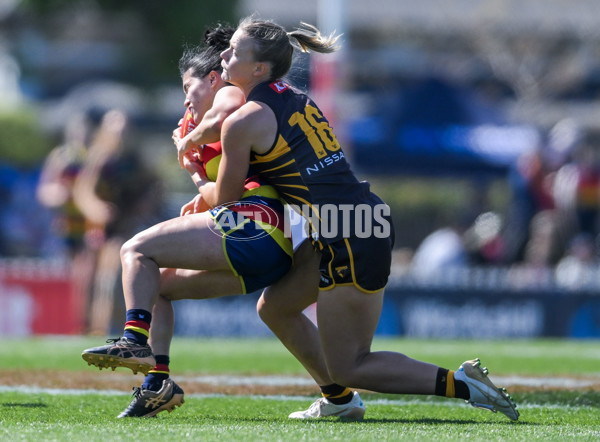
[26,109,163,334]
[3,107,600,338]
[408,118,600,290]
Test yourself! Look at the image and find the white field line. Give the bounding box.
[177,375,316,386]
[12,373,592,389]
[492,375,599,389]
[0,385,594,411]
[1,374,599,411]
[176,374,600,389]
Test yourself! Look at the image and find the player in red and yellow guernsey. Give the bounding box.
[81,25,296,418]
[179,107,292,295]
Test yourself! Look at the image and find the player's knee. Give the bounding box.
[120,234,144,264]
[256,292,267,317]
[327,366,359,388]
[257,290,277,323]
[325,352,369,388]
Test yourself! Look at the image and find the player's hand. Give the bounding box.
[182,146,205,175]
[172,126,182,145]
[180,193,210,216]
[177,135,197,169]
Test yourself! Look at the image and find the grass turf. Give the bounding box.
[1,337,599,441]
[1,336,599,375]
[1,390,599,441]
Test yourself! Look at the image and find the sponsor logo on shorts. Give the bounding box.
[335,266,349,278]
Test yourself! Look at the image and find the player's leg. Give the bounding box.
[258,240,365,419]
[120,212,232,312]
[257,240,324,382]
[317,285,439,393]
[117,291,183,419]
[312,232,441,393]
[146,266,243,389]
[317,285,518,420]
[118,267,243,418]
[81,212,233,374]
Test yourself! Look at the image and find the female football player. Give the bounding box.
[180,15,519,421]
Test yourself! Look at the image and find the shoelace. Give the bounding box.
[120,386,145,414]
[131,386,145,399]
[105,337,123,344]
[308,398,327,413]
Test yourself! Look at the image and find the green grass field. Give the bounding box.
[1,336,599,441]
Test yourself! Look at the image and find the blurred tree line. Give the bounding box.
[0,1,239,168]
[18,0,239,87]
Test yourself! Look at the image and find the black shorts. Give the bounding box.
[316,233,394,293]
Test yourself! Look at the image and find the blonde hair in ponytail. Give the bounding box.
[238,16,341,81]
[288,22,341,54]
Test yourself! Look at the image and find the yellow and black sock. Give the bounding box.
[320,383,353,405]
[435,368,469,400]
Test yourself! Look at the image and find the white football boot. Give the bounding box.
[454,358,519,421]
[289,391,365,420]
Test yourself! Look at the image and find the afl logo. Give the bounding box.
[208,201,281,241]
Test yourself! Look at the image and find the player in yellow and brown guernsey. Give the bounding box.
[246,80,393,293]
[211,17,519,420]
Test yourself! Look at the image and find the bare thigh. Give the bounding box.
[160,267,243,300]
[124,212,229,271]
[317,286,383,373]
[258,239,320,314]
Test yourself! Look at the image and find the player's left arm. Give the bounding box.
[202,102,276,207]
[202,116,249,206]
[190,86,245,143]
[177,85,245,168]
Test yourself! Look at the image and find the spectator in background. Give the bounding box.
[36,112,96,321]
[410,219,470,282]
[73,109,163,335]
[553,132,600,242]
[410,210,505,285]
[555,232,599,289]
[463,211,505,265]
[551,127,600,289]
[509,210,560,288]
[504,119,585,288]
[36,112,90,259]
[501,119,577,265]
[501,143,557,264]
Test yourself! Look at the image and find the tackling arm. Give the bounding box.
[177,86,245,169]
